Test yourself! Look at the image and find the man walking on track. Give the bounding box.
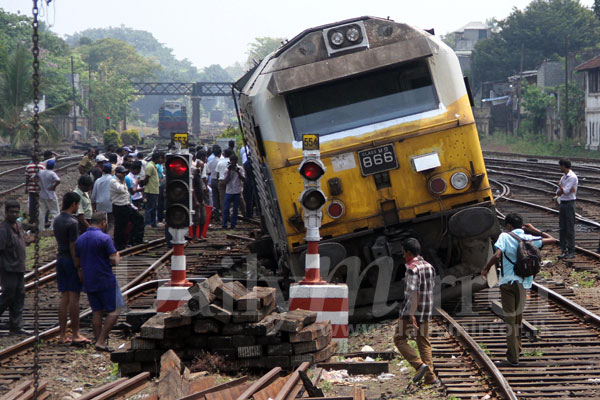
[481,213,554,366]
[53,192,90,345]
[394,238,438,385]
[75,212,123,352]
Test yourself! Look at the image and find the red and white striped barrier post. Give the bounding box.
[157,228,192,312]
[289,135,348,347]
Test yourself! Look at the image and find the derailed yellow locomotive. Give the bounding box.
[235,17,499,309]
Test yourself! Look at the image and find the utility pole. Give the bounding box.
[565,36,570,138]
[88,64,93,135]
[516,44,524,135]
[71,56,77,133]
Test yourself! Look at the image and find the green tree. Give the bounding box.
[521,82,554,133]
[0,45,68,147]
[74,38,159,132]
[246,37,284,67]
[595,0,600,19]
[558,81,585,137]
[472,0,600,89]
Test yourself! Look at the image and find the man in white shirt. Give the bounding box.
[207,147,222,213]
[215,149,232,215]
[556,158,578,259]
[91,163,115,234]
[38,159,61,232]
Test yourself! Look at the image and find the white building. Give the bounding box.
[575,56,600,150]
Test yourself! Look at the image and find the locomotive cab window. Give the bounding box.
[285,59,439,140]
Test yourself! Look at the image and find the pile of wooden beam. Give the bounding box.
[112,276,336,375]
[0,379,49,400]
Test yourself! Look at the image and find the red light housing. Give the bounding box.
[428,176,447,195]
[300,162,325,181]
[167,158,188,177]
[327,200,344,219]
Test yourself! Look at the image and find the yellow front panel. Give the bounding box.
[268,120,491,250]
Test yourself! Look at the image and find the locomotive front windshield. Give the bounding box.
[286,59,439,140]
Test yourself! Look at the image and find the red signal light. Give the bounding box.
[167,158,188,177]
[428,177,447,195]
[300,162,324,180]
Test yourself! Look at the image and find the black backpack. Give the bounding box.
[502,232,542,278]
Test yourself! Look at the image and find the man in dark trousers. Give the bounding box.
[110,166,144,250]
[481,213,554,366]
[393,238,438,385]
[0,200,32,335]
[53,192,90,345]
[75,212,123,352]
[556,159,578,259]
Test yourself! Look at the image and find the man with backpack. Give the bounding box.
[481,213,555,366]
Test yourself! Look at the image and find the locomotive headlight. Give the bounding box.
[428,177,447,195]
[346,26,361,42]
[330,31,345,46]
[450,172,469,190]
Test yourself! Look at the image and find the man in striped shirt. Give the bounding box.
[394,238,438,385]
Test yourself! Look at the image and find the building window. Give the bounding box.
[589,69,600,93]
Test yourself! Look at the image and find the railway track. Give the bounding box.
[434,280,600,399]
[0,222,257,398]
[0,156,82,198]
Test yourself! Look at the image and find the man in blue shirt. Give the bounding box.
[481,213,555,366]
[75,212,123,352]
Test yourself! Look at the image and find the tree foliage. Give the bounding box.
[103,129,122,148]
[0,45,67,147]
[558,81,585,136]
[521,82,555,133]
[121,129,141,145]
[472,0,600,88]
[246,37,284,67]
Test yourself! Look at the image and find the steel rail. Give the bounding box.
[435,307,519,400]
[0,155,82,168]
[532,281,600,329]
[0,161,80,198]
[0,238,166,294]
[484,150,600,166]
[0,244,171,363]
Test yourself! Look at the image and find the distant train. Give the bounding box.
[158,100,188,138]
[235,17,499,307]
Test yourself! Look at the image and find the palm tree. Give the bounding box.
[0,45,68,148]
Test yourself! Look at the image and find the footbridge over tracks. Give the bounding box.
[132,82,233,135]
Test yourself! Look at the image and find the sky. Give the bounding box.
[2,0,596,69]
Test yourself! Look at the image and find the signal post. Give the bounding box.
[289,134,349,347]
[157,133,193,312]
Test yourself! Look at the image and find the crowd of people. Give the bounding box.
[0,139,257,349]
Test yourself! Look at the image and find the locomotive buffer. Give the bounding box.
[289,134,349,347]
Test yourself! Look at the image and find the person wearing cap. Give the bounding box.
[110,165,144,250]
[38,159,61,232]
[91,163,115,234]
[92,154,107,182]
[78,148,96,175]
